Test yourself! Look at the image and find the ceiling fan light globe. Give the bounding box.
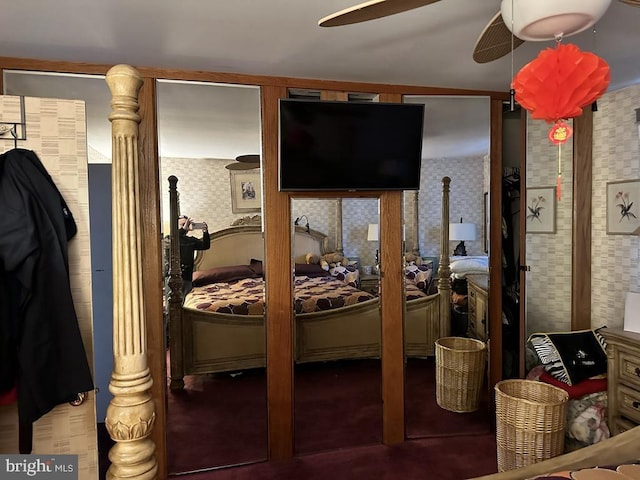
[500,0,612,41]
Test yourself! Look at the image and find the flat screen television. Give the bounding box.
[278,99,424,191]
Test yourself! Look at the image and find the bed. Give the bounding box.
[166,175,453,390]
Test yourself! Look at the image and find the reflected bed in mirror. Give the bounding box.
[165,177,455,390]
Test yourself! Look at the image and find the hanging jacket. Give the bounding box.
[0,148,93,441]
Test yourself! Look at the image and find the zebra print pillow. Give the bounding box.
[528,328,607,386]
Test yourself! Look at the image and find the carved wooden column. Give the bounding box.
[438,176,452,338]
[167,175,184,390]
[336,198,344,254]
[410,191,420,255]
[105,64,158,480]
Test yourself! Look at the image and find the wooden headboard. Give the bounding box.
[191,220,329,271]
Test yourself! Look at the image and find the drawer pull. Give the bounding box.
[633,401,640,410]
[635,367,640,378]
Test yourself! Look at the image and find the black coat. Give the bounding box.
[0,148,94,427]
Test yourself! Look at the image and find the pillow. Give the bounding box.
[450,257,488,278]
[192,264,257,286]
[330,264,360,287]
[249,258,263,276]
[539,370,607,400]
[405,262,433,292]
[528,328,607,385]
[295,263,329,277]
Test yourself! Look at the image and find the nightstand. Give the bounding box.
[600,328,640,435]
[359,273,379,296]
[466,273,489,341]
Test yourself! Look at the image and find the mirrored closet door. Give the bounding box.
[156,79,267,473]
[292,196,383,454]
[402,95,492,438]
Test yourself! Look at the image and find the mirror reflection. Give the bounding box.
[402,95,492,438]
[157,79,267,473]
[291,197,383,453]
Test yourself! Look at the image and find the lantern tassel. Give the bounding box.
[557,143,562,200]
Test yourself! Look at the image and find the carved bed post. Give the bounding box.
[105,64,158,480]
[438,177,452,338]
[167,175,184,390]
[410,191,420,256]
[336,198,344,255]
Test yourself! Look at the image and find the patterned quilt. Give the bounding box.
[184,275,376,315]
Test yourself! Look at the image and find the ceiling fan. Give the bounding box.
[224,154,260,170]
[319,0,640,64]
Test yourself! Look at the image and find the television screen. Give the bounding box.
[279,99,424,191]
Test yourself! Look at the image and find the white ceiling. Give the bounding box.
[2,0,639,160]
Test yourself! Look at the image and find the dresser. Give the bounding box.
[466,273,489,341]
[600,328,640,435]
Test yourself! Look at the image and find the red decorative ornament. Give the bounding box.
[512,43,610,200]
[548,121,573,146]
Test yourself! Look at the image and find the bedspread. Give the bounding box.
[184,275,376,315]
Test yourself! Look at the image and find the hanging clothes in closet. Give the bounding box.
[501,166,521,379]
[0,148,94,452]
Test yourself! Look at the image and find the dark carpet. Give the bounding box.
[99,357,496,479]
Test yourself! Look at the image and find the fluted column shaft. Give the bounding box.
[105,64,158,480]
[438,177,452,338]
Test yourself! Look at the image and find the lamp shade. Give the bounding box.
[449,223,476,241]
[367,223,379,242]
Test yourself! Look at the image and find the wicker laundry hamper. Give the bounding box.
[495,379,569,472]
[435,337,487,413]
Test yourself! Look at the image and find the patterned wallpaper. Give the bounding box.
[160,157,255,234]
[0,96,98,479]
[161,155,487,269]
[591,84,640,329]
[525,83,640,335]
[525,118,574,335]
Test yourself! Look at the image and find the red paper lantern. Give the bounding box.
[511,43,610,199]
[512,43,610,123]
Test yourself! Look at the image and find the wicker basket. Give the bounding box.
[435,337,487,413]
[495,379,570,472]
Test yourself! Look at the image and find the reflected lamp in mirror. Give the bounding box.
[449,219,476,256]
[294,215,310,233]
[367,223,380,270]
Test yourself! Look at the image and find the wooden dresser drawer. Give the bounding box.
[611,416,638,436]
[618,349,640,390]
[617,384,640,424]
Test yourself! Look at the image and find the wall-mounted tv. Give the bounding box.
[279,99,424,191]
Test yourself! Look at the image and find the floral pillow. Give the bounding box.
[405,261,434,293]
[330,264,360,288]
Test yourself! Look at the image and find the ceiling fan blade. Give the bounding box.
[319,0,442,27]
[235,154,260,163]
[473,11,526,64]
[619,0,640,5]
[225,162,260,170]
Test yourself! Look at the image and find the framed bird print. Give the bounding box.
[607,179,640,235]
[526,187,556,233]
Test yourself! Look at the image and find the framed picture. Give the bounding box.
[526,187,556,233]
[230,170,261,214]
[606,179,640,235]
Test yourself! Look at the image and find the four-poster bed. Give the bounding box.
[166,176,453,389]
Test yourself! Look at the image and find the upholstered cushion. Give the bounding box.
[528,328,607,385]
